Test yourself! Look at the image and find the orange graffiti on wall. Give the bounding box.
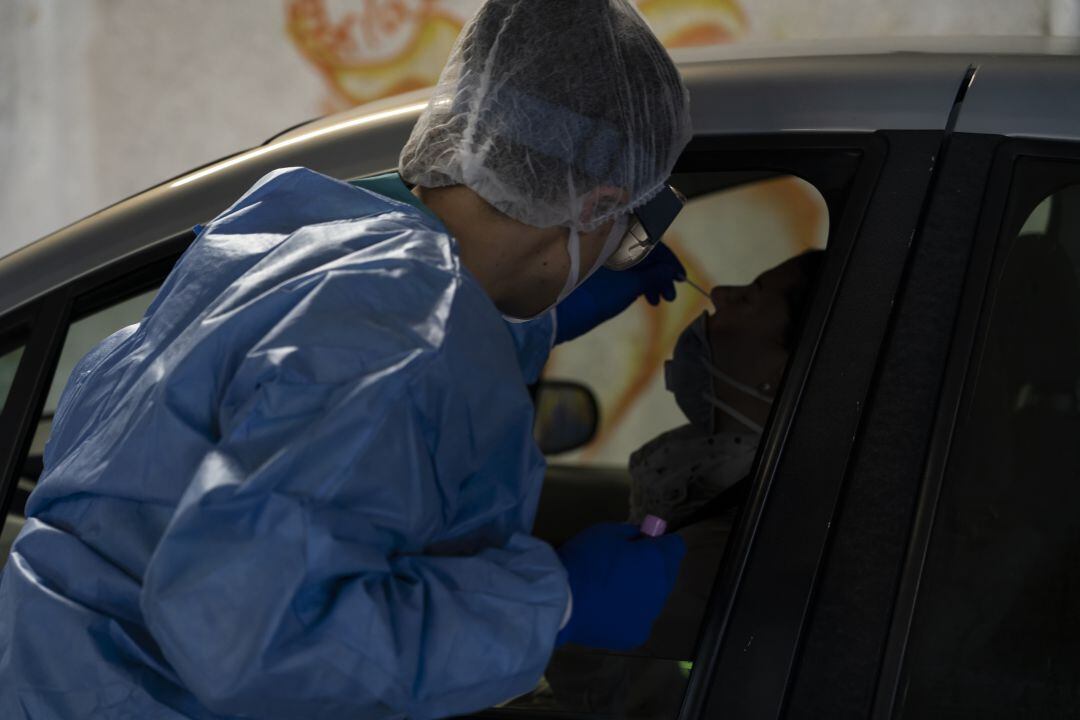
[287,0,749,109]
[286,0,463,112]
[641,0,749,47]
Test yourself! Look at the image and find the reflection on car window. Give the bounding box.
[513,174,831,718]
[898,182,1080,717]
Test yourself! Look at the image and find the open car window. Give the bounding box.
[543,173,829,468]
[512,169,832,718]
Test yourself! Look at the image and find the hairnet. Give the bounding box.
[400,0,692,232]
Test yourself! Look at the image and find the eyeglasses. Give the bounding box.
[604,184,686,271]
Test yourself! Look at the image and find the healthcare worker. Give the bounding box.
[0,1,691,718]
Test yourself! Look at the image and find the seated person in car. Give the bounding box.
[632,248,825,656]
[544,249,826,715]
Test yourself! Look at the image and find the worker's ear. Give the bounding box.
[578,186,628,228]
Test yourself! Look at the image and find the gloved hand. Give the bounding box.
[555,523,687,650]
[555,243,686,344]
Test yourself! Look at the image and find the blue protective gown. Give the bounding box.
[0,168,569,719]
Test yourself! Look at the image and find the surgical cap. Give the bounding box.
[400,0,692,232]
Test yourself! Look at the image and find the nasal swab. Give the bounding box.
[681,277,713,304]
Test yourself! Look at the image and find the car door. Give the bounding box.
[485,129,959,720]
[871,138,1080,718]
[754,123,1003,718]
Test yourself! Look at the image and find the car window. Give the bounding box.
[897,181,1080,717]
[545,174,829,467]
[1,289,158,567]
[509,173,831,718]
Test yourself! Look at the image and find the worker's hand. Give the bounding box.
[554,243,686,344]
[555,523,686,650]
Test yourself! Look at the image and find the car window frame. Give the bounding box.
[874,138,1080,718]
[668,133,888,720]
[773,128,1006,716]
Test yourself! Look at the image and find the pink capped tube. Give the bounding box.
[640,514,668,537]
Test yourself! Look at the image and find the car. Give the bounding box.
[2,37,1080,719]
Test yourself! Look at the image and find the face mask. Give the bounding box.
[664,312,775,434]
[628,423,758,527]
[504,215,629,323]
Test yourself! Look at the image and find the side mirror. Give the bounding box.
[533,380,600,456]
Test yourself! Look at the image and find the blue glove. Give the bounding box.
[555,523,687,650]
[555,243,686,344]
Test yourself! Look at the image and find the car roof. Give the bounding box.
[670,35,1080,63]
[3,41,1079,317]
